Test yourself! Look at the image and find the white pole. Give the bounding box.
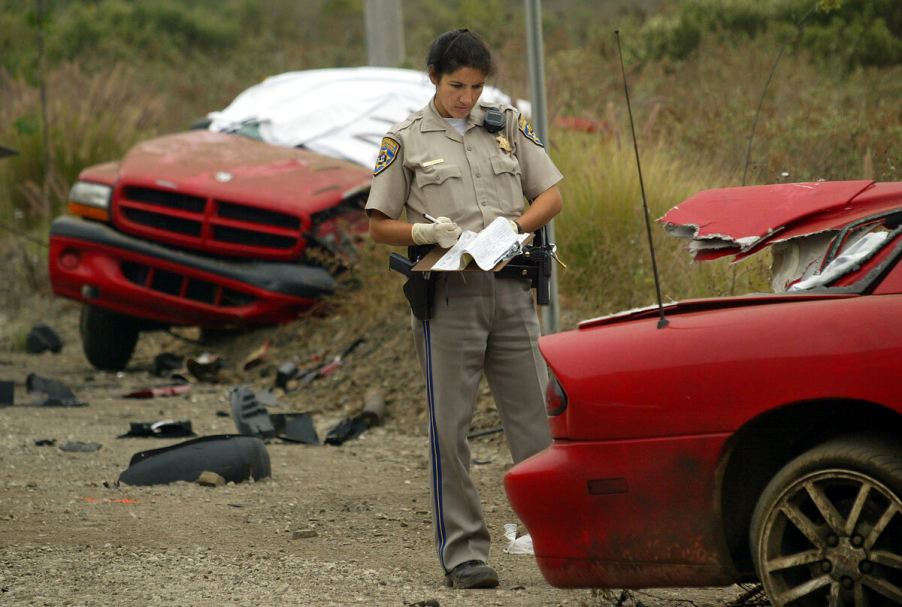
[525,0,559,334]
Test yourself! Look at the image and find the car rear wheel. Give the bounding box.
[751,434,902,607]
[79,304,140,370]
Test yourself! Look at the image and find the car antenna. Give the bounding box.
[614,30,668,329]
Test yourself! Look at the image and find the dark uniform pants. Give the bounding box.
[412,271,552,572]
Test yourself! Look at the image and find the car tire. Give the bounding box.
[750,434,902,607]
[79,304,140,370]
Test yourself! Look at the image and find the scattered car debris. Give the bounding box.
[0,380,12,405]
[230,386,319,444]
[324,387,384,446]
[196,470,226,487]
[60,441,102,453]
[153,352,184,377]
[24,323,63,354]
[25,373,86,407]
[274,361,299,390]
[122,384,191,399]
[230,386,276,439]
[274,338,365,392]
[33,438,56,447]
[117,420,195,439]
[270,413,319,445]
[242,339,271,371]
[186,353,223,382]
[118,434,271,486]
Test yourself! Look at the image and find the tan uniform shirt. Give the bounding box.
[366,99,562,232]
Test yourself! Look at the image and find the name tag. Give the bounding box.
[422,158,444,167]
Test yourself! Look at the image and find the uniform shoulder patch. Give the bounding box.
[374,136,401,175]
[519,116,543,147]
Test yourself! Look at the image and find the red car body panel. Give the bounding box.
[504,181,902,590]
[49,131,371,328]
[660,180,874,257]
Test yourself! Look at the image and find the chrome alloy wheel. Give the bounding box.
[756,468,902,606]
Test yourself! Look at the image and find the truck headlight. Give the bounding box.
[68,181,112,221]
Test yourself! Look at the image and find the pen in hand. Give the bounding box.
[423,213,440,224]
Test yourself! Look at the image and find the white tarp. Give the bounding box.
[207,67,528,169]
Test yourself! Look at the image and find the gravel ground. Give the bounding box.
[0,258,755,606]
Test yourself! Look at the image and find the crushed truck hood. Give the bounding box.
[118,130,371,217]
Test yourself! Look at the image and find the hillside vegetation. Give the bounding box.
[0,0,899,317]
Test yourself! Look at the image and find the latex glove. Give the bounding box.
[411,216,461,248]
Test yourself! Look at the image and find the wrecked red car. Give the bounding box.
[49,131,370,370]
[505,180,902,607]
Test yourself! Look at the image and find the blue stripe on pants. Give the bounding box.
[423,319,448,570]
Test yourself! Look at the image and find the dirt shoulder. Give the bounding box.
[0,252,750,606]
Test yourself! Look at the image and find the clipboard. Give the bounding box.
[412,232,533,272]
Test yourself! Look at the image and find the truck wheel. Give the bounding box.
[750,434,902,607]
[79,305,140,370]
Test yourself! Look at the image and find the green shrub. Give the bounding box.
[640,0,901,68]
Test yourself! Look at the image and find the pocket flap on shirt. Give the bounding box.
[490,155,521,176]
[415,164,462,187]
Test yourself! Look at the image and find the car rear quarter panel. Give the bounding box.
[541,294,902,441]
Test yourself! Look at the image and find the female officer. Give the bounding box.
[366,28,563,589]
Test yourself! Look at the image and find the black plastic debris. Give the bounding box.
[34,438,56,447]
[230,386,275,439]
[25,323,63,354]
[324,387,385,446]
[275,361,298,390]
[118,420,196,439]
[25,373,86,407]
[186,353,223,382]
[60,441,101,452]
[271,413,319,445]
[0,380,13,406]
[118,434,271,486]
[153,352,184,377]
[0,145,16,159]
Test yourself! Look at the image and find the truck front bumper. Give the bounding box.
[49,215,335,328]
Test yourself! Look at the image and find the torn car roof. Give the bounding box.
[658,180,902,261]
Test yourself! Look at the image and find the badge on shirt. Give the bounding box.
[519,116,543,147]
[374,137,400,175]
[496,135,512,154]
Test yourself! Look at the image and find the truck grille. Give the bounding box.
[115,186,303,260]
[121,260,256,308]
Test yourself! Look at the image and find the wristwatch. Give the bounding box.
[513,220,523,234]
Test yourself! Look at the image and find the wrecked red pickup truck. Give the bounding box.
[505,180,902,607]
[49,130,371,370]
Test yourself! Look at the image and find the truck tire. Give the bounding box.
[79,304,140,370]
